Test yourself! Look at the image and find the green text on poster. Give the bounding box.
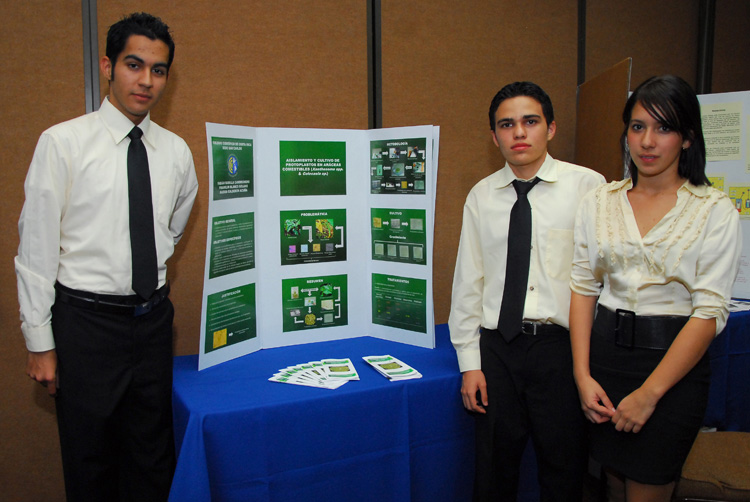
[212,136,254,200]
[280,209,347,265]
[370,138,427,194]
[371,208,427,265]
[279,141,346,196]
[204,284,257,354]
[281,275,348,332]
[209,212,255,279]
[372,273,427,333]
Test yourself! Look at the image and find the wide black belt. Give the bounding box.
[481,322,568,337]
[595,304,688,350]
[55,282,170,317]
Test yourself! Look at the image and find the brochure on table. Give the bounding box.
[699,90,750,299]
[198,123,439,370]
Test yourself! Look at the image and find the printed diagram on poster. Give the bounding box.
[700,91,750,298]
[199,124,439,369]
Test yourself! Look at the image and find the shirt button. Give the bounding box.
[529,286,534,291]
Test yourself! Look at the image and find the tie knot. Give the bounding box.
[512,177,540,197]
[128,127,143,141]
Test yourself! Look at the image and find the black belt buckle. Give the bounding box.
[521,322,539,336]
[134,301,153,317]
[614,309,636,349]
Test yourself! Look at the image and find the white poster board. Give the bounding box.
[198,124,439,370]
[700,90,750,299]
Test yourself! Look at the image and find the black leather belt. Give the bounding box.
[55,282,170,317]
[595,305,688,350]
[481,322,568,337]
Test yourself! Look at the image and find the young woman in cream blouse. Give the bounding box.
[569,75,741,502]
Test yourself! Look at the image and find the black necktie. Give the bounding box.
[497,177,541,341]
[127,127,158,299]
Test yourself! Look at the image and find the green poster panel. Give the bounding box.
[279,141,346,196]
[280,209,347,265]
[371,273,427,333]
[209,212,255,279]
[370,138,427,194]
[370,208,427,265]
[211,137,254,200]
[281,274,348,332]
[204,283,257,354]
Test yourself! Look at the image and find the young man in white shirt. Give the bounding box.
[449,81,604,501]
[17,13,198,501]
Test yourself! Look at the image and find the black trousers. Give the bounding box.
[52,296,176,502]
[473,327,587,502]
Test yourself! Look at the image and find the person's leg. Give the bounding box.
[52,301,132,502]
[473,332,531,502]
[525,332,588,502]
[118,299,176,502]
[624,479,675,502]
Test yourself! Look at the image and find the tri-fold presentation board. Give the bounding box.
[198,123,440,370]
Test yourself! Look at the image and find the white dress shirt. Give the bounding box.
[571,179,741,335]
[449,154,605,372]
[15,97,199,352]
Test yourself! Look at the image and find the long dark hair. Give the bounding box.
[622,75,708,186]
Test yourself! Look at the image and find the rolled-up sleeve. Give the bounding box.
[691,197,742,334]
[570,190,602,297]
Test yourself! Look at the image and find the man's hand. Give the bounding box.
[26,350,57,396]
[461,369,488,413]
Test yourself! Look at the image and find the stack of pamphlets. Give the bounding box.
[362,355,422,381]
[269,358,359,389]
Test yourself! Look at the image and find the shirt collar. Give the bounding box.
[606,177,710,198]
[99,96,153,147]
[494,153,556,189]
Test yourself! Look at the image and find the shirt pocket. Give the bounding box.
[544,228,575,281]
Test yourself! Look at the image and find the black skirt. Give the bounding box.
[588,310,710,485]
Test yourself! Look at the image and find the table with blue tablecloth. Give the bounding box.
[170,314,750,501]
[170,324,475,502]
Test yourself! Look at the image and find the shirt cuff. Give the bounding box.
[22,323,55,352]
[456,349,481,373]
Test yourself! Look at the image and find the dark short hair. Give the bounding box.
[106,12,175,77]
[622,75,708,186]
[488,81,555,131]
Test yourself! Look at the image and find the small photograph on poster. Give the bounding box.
[281,274,348,332]
[371,208,426,265]
[204,283,257,354]
[280,209,347,265]
[211,136,253,200]
[371,273,427,333]
[209,212,255,279]
[279,140,346,196]
[729,186,750,219]
[370,138,427,194]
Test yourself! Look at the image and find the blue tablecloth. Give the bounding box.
[704,309,750,432]
[170,325,475,502]
[171,314,750,501]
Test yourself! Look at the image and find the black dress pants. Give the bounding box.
[52,297,176,502]
[473,327,587,502]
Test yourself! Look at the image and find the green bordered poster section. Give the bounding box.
[370,208,426,265]
[281,274,348,332]
[204,283,257,354]
[209,212,255,279]
[211,136,253,200]
[279,140,346,196]
[280,209,347,265]
[371,273,427,333]
[370,138,427,194]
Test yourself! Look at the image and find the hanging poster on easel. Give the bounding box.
[198,124,439,370]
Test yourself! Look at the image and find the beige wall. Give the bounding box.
[2,1,748,499]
